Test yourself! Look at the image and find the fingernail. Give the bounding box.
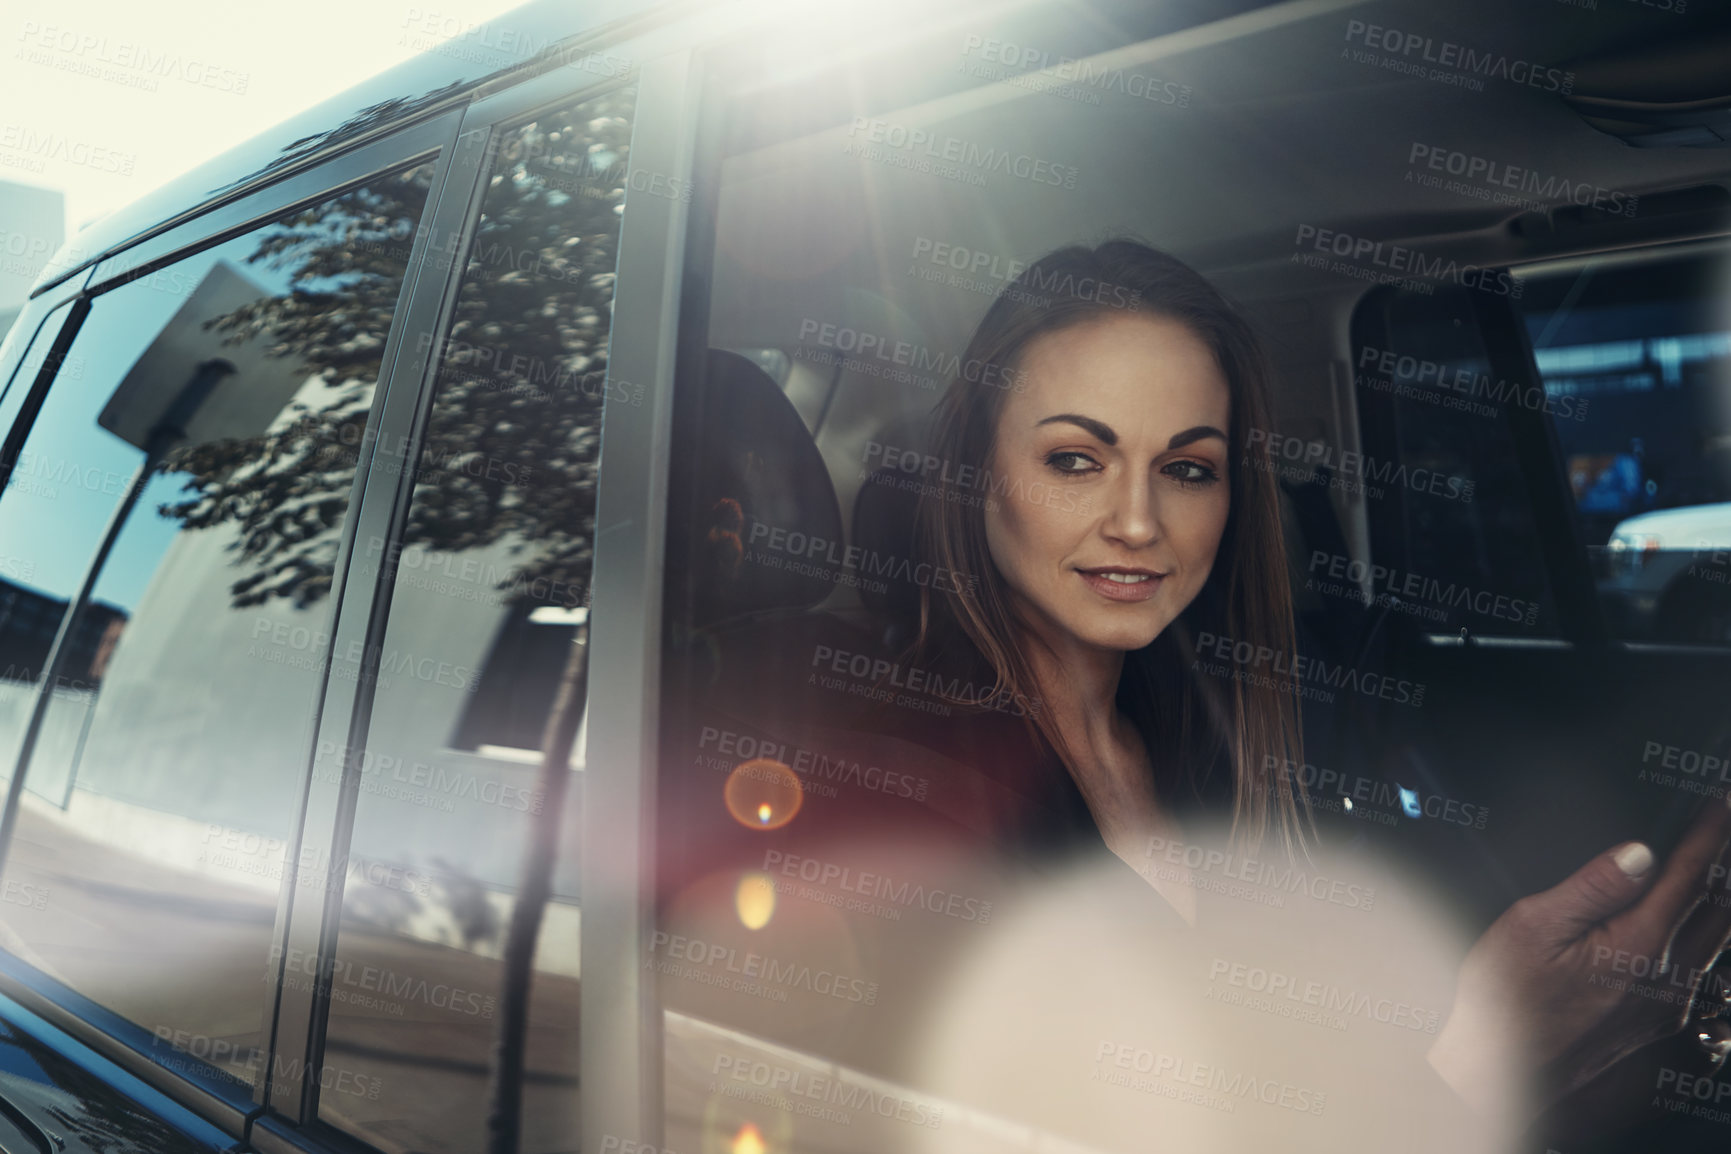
[1614,842,1655,879]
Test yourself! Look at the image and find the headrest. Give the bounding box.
[676,349,843,628]
[851,413,937,627]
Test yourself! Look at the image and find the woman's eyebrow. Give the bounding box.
[1035,413,1117,444]
[1167,425,1228,449]
[1033,416,1227,451]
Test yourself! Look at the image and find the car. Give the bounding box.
[3,0,1731,1152]
[1599,501,1731,641]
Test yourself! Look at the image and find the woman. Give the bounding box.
[896,238,1731,1132]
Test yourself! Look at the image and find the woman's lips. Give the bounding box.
[1077,567,1164,603]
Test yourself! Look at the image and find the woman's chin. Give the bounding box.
[1069,614,1171,654]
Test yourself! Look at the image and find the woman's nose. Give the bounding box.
[1100,470,1160,547]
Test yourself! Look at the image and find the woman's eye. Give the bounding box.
[1165,459,1220,487]
[1045,451,1099,475]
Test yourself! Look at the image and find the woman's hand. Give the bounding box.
[1428,794,1731,1124]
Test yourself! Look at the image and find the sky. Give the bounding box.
[0,0,529,236]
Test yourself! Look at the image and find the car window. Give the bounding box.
[317,86,634,1154]
[1349,285,1562,642]
[1517,246,1731,645]
[0,160,436,1086]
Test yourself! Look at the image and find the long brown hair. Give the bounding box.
[911,239,1309,855]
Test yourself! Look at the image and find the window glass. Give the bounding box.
[0,161,436,1085]
[651,10,1644,1154]
[1517,247,1731,644]
[1349,286,1560,640]
[318,86,634,1154]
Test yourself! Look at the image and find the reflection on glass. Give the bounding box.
[319,85,635,1154]
[0,162,436,1086]
[1521,250,1731,643]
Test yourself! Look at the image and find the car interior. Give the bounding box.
[5,0,1731,1151]
[656,0,1731,1149]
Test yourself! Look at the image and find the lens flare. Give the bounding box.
[735,871,776,930]
[723,758,803,831]
[730,1122,766,1154]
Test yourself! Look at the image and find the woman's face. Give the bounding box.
[983,312,1232,656]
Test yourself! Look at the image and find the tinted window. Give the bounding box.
[0,162,435,1085]
[1350,286,1561,640]
[1518,247,1731,644]
[318,87,634,1154]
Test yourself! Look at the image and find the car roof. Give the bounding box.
[29,0,677,300]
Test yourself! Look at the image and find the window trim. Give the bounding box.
[256,115,486,1124]
[575,47,704,1154]
[0,279,89,411]
[87,115,452,294]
